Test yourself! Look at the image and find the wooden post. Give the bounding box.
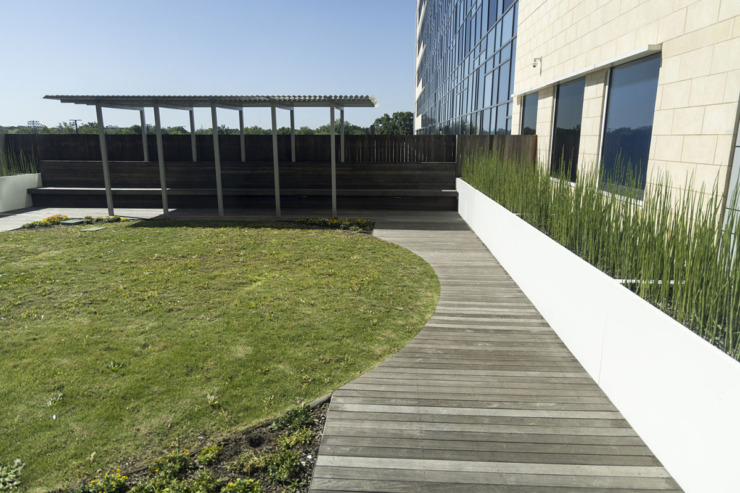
[330,106,337,217]
[153,105,169,215]
[290,109,296,163]
[239,109,245,163]
[211,105,224,216]
[340,108,345,163]
[95,104,114,216]
[271,105,282,217]
[189,109,197,162]
[140,109,149,162]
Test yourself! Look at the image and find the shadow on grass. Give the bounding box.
[126,219,375,232]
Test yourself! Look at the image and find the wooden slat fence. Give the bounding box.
[5,134,458,164]
[5,134,535,170]
[456,134,537,176]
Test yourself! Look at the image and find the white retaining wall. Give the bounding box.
[0,173,41,213]
[457,178,740,493]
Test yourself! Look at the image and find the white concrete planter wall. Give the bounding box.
[0,173,41,213]
[457,178,740,493]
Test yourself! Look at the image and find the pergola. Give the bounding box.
[44,95,378,217]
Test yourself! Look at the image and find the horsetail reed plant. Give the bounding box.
[462,151,740,360]
[0,144,37,177]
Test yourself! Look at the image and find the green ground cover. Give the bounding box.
[0,220,439,491]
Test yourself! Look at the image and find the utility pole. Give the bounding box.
[70,119,81,134]
[27,120,41,134]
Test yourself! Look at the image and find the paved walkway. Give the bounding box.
[310,211,681,492]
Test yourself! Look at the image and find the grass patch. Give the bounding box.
[462,152,740,360]
[0,220,439,491]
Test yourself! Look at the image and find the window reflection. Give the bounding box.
[601,55,661,197]
[522,92,538,135]
[551,78,585,182]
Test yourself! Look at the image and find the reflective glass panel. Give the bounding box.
[601,55,661,196]
[551,77,585,182]
[521,92,538,135]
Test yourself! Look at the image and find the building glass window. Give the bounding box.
[551,77,585,182]
[415,0,518,134]
[601,55,661,196]
[521,92,538,135]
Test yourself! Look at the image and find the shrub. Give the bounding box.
[270,406,313,432]
[195,445,222,466]
[277,428,314,450]
[21,214,69,229]
[74,469,128,493]
[266,450,302,484]
[220,479,262,493]
[295,218,374,231]
[150,449,191,480]
[190,470,224,493]
[228,451,267,476]
[0,459,24,491]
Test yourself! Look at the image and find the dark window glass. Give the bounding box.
[484,73,493,107]
[501,8,514,44]
[483,108,492,134]
[488,0,498,30]
[491,67,499,105]
[495,104,507,135]
[551,77,585,182]
[498,61,510,104]
[501,41,511,62]
[503,0,515,12]
[521,92,538,135]
[601,55,661,196]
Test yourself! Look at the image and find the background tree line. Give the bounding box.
[0,112,414,136]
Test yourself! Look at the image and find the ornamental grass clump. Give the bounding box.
[0,145,36,177]
[462,151,740,360]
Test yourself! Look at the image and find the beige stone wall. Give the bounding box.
[513,0,740,198]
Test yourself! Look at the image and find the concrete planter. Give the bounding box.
[0,173,41,213]
[457,178,740,493]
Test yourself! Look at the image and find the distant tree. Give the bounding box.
[167,126,188,135]
[372,112,413,135]
[243,125,271,135]
[314,120,368,135]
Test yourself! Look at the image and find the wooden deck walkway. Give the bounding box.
[310,211,681,492]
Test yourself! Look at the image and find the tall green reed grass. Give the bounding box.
[0,144,37,177]
[462,152,740,360]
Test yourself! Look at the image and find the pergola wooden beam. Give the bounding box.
[152,105,169,215]
[46,95,378,218]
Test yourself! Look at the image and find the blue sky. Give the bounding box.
[0,0,415,130]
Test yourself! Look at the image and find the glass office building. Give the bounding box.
[415,0,518,135]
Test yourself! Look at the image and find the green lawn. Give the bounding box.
[0,220,439,491]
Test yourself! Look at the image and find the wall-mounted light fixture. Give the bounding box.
[532,57,543,76]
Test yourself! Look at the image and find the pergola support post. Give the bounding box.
[95,104,114,216]
[140,109,149,162]
[290,109,296,163]
[211,106,224,216]
[239,109,245,163]
[153,105,169,215]
[271,105,282,217]
[340,109,345,163]
[330,106,337,217]
[189,109,197,162]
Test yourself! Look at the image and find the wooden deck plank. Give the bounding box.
[309,211,680,492]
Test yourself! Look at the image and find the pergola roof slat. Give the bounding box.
[44,94,378,108]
